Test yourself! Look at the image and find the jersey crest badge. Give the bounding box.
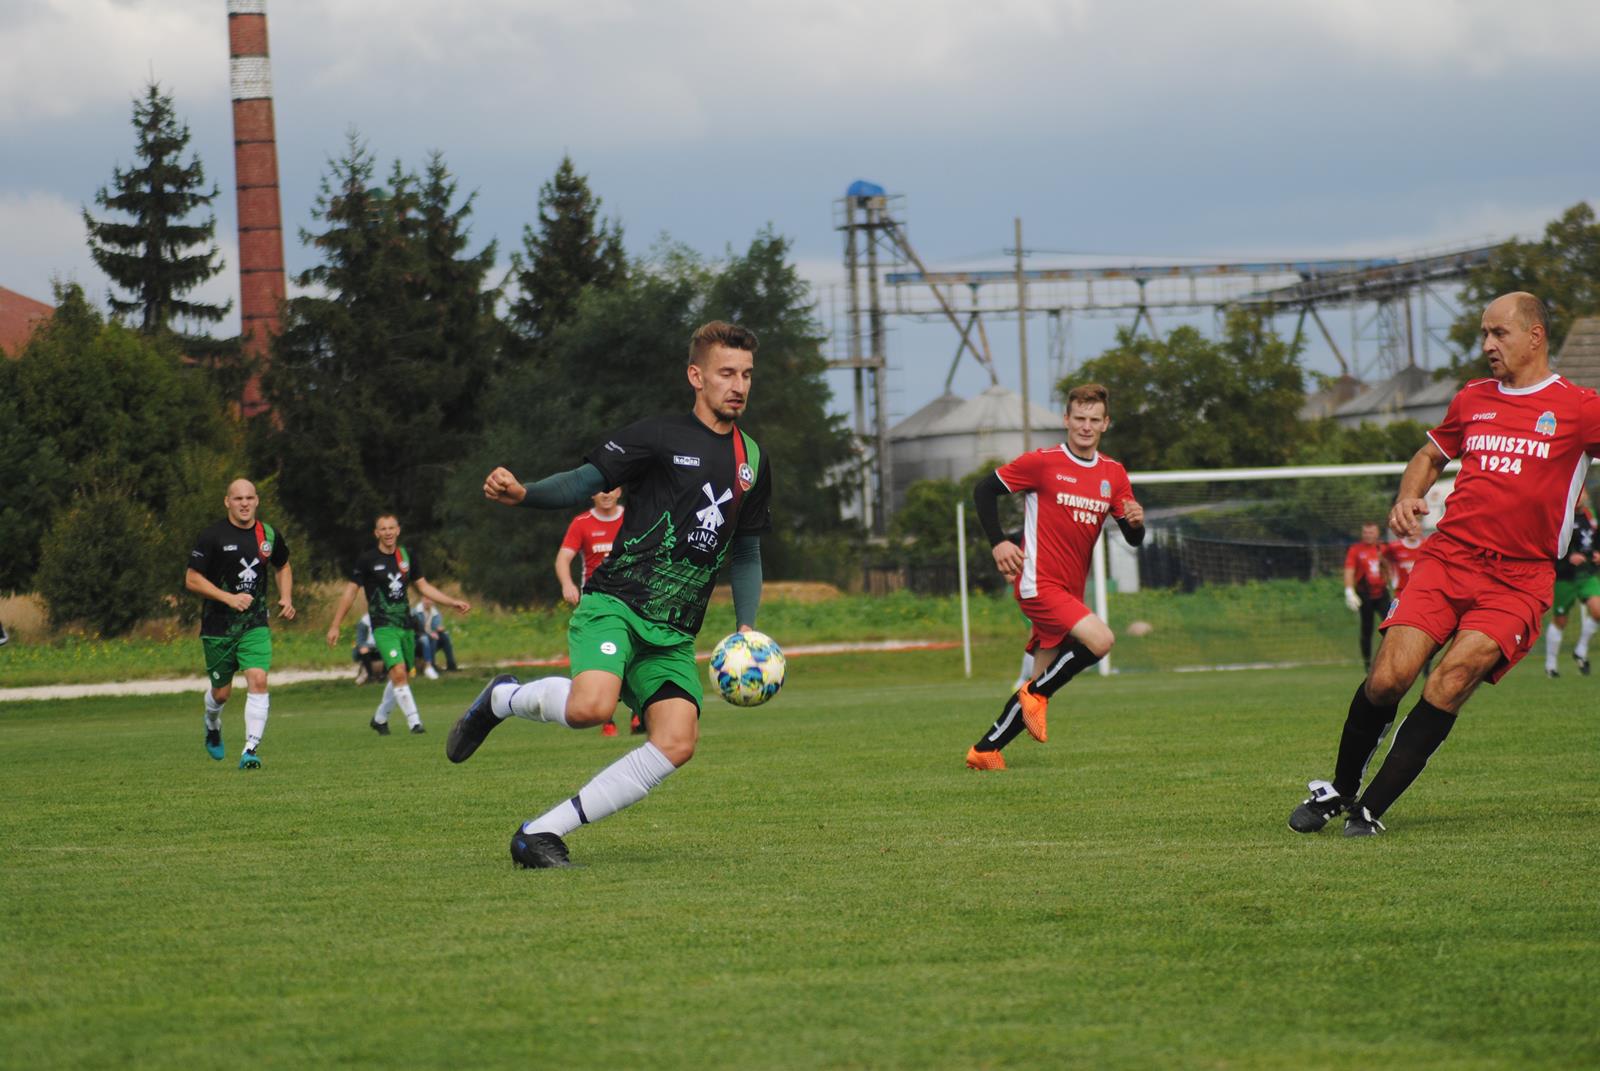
[738,462,754,491]
[260,541,272,556]
[1534,411,1557,436]
[1099,479,1112,498]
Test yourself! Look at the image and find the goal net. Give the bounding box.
[1092,461,1461,674]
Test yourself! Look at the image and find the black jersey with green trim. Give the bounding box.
[189,518,290,638]
[583,413,773,635]
[351,546,423,630]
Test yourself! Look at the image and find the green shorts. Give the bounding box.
[568,592,702,713]
[373,626,416,672]
[1552,573,1600,615]
[201,627,272,686]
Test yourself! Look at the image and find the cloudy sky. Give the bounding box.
[6,0,1600,420]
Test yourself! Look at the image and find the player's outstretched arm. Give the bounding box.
[728,535,762,630]
[415,577,470,616]
[1388,442,1448,539]
[486,462,608,510]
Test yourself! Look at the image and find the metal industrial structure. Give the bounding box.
[833,179,1502,526]
[226,0,287,417]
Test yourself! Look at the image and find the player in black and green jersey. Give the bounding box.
[446,320,774,869]
[184,478,295,769]
[326,513,471,735]
[1544,489,1600,677]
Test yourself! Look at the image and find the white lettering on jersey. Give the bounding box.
[1463,433,1551,459]
[688,483,733,553]
[673,455,701,467]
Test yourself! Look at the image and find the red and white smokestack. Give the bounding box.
[227,0,286,417]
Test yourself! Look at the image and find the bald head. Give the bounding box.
[1501,291,1550,338]
[224,479,260,527]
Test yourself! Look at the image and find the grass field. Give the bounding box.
[3,640,1597,1069]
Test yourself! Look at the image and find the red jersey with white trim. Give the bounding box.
[996,445,1133,599]
[1425,375,1600,560]
[1383,539,1424,594]
[560,508,624,583]
[1345,542,1387,598]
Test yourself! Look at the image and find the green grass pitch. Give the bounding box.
[2,643,1596,1069]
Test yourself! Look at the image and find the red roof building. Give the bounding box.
[0,286,53,357]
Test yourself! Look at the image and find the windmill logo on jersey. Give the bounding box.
[238,558,260,587]
[689,483,732,553]
[1534,411,1557,436]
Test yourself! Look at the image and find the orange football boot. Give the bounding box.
[965,746,1006,771]
[1018,684,1048,743]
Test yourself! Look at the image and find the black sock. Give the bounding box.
[973,691,1028,753]
[1356,698,1456,819]
[1332,682,1398,798]
[1029,640,1101,698]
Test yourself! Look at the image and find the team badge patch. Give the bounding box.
[1534,411,1557,436]
[738,462,754,491]
[1099,479,1112,498]
[259,541,272,556]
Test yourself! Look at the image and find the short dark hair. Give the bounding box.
[1065,382,1109,412]
[374,512,399,527]
[689,321,758,366]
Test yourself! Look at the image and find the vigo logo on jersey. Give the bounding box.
[689,482,733,552]
[1056,491,1110,526]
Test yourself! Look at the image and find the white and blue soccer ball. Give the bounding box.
[708,630,786,707]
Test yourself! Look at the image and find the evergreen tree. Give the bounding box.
[82,81,229,336]
[253,136,499,570]
[508,155,626,346]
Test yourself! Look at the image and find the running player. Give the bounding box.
[1343,522,1391,670]
[446,321,773,869]
[184,478,295,769]
[1543,489,1600,677]
[1289,292,1600,837]
[964,382,1145,770]
[325,514,471,736]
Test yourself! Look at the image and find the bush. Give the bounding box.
[36,492,168,636]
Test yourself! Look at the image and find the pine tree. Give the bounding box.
[508,155,626,345]
[83,81,229,335]
[253,136,499,568]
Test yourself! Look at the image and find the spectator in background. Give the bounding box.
[413,596,459,675]
[352,613,385,684]
[1343,521,1391,671]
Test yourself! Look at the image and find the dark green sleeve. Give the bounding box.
[518,463,608,509]
[728,534,762,628]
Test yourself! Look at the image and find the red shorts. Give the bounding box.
[1381,535,1552,684]
[1017,586,1093,654]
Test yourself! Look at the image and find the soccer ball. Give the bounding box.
[708,630,786,707]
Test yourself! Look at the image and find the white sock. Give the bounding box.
[394,684,421,729]
[203,689,225,731]
[1577,615,1598,659]
[523,742,677,837]
[244,692,268,752]
[1015,651,1035,688]
[497,677,572,726]
[374,680,397,724]
[1546,623,1564,670]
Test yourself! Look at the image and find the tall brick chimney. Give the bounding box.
[227,0,286,418]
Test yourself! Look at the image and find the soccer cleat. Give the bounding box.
[510,828,572,869]
[446,673,517,764]
[369,717,391,736]
[410,723,426,734]
[204,724,224,761]
[238,749,261,770]
[1546,667,1560,678]
[424,665,440,680]
[965,746,1006,771]
[601,720,618,737]
[1575,652,1592,676]
[1288,779,1350,833]
[1017,684,1048,743]
[1343,806,1386,837]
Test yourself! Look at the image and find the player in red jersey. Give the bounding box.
[1382,532,1425,596]
[1343,522,1391,669]
[1290,293,1600,836]
[555,487,629,735]
[964,382,1145,769]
